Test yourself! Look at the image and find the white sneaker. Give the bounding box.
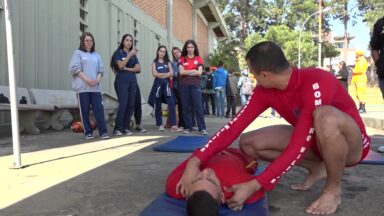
[201,130,208,135]
[378,145,384,153]
[159,125,165,131]
[192,127,198,131]
[176,127,184,132]
[123,129,133,135]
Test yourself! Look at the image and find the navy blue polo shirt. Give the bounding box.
[114,49,139,82]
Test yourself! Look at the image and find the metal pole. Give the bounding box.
[166,0,173,49]
[298,12,319,69]
[4,0,22,168]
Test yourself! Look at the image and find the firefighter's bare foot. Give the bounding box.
[291,163,326,191]
[305,191,341,215]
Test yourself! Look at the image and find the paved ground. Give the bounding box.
[0,107,383,216]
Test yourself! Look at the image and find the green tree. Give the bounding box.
[205,38,240,72]
[267,0,330,33]
[357,0,384,29]
[264,25,317,67]
[243,25,318,67]
[220,0,269,47]
[322,42,340,66]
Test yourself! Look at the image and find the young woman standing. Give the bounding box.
[110,34,141,135]
[178,40,207,135]
[69,32,109,140]
[148,46,178,131]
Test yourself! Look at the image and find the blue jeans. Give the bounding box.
[379,79,384,99]
[77,92,107,136]
[215,88,226,117]
[179,84,206,131]
[114,80,137,131]
[134,86,142,126]
[240,93,250,106]
[203,93,215,115]
[155,95,176,126]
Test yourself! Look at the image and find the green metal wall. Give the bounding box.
[0,0,183,101]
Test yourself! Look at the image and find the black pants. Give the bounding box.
[226,96,236,117]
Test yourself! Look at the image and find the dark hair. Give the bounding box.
[204,66,210,72]
[181,39,200,57]
[172,47,181,62]
[245,41,290,75]
[186,191,220,216]
[110,34,134,72]
[79,32,95,53]
[218,61,224,67]
[154,45,170,63]
[340,61,347,69]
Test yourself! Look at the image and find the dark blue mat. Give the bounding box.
[153,135,209,152]
[360,150,384,165]
[139,193,268,216]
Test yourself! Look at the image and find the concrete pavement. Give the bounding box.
[0,111,383,216]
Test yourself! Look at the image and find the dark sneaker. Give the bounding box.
[100,133,110,139]
[135,125,147,133]
[113,130,123,136]
[85,134,94,140]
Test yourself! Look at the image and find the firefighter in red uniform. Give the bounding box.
[176,41,370,215]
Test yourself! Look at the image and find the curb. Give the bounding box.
[361,116,384,130]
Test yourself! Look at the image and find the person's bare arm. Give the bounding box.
[371,50,380,63]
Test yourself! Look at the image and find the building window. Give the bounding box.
[80,0,88,34]
[134,20,139,47]
[335,43,343,49]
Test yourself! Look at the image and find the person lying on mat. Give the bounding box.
[176,41,371,215]
[166,148,265,215]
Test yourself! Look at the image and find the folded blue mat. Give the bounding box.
[139,193,268,216]
[360,150,384,165]
[153,135,209,152]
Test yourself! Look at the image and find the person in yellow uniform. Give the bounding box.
[351,50,368,113]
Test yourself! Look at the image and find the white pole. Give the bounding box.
[298,7,331,69]
[4,0,22,168]
[298,12,319,69]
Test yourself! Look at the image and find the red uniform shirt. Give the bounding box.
[194,67,371,191]
[179,56,203,85]
[166,148,265,204]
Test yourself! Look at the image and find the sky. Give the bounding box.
[328,1,371,54]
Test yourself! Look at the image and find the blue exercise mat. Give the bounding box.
[139,193,268,216]
[153,135,209,152]
[360,150,384,165]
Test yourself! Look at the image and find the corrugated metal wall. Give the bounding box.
[2,0,79,89]
[0,0,7,85]
[0,0,184,100]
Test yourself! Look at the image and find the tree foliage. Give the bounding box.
[205,38,240,72]
[356,0,384,29]
[211,0,380,70]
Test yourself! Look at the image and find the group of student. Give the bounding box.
[69,32,211,139]
[69,32,147,140]
[147,40,209,135]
